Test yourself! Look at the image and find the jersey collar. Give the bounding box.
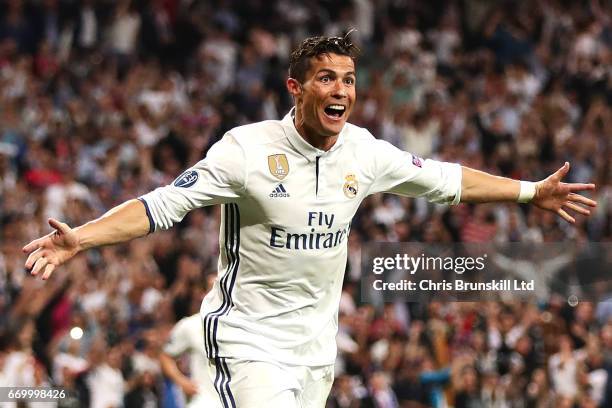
[281,108,346,162]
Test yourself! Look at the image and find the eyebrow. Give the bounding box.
[316,69,356,76]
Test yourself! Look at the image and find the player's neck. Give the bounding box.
[293,113,338,152]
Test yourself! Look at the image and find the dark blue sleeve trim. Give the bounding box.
[138,198,155,234]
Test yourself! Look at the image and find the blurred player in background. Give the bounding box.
[160,313,213,408]
[23,34,597,408]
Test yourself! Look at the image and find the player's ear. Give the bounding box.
[286,78,302,98]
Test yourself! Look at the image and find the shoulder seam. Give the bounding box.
[224,132,250,193]
[230,120,287,146]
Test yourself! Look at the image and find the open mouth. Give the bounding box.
[323,104,346,119]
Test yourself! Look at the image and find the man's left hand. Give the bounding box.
[533,162,597,224]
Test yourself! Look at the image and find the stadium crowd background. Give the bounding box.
[0,0,610,407]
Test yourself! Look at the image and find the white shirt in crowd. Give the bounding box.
[163,314,209,387]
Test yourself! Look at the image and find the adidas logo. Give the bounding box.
[269,183,290,198]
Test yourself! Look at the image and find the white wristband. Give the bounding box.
[518,181,537,203]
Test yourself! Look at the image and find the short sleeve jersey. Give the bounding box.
[141,110,461,366]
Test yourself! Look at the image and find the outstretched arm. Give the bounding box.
[23,133,247,281]
[159,352,200,397]
[461,162,597,223]
[23,199,150,280]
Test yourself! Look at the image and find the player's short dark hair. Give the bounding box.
[289,34,360,83]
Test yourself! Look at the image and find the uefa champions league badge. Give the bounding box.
[174,170,199,188]
[412,155,423,168]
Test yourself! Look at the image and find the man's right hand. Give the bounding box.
[23,218,80,280]
[178,378,200,396]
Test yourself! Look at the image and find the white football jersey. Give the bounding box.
[141,110,461,366]
[163,314,208,387]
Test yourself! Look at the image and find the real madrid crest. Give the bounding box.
[268,154,289,180]
[343,174,358,198]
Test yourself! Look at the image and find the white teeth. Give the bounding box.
[327,105,345,111]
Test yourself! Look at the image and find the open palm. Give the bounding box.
[532,162,597,224]
[23,219,80,280]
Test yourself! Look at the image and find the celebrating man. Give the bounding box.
[23,36,596,408]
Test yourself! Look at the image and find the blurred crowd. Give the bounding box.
[0,0,610,407]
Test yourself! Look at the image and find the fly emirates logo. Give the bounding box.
[269,211,350,250]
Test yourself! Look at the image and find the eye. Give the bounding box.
[320,75,331,83]
[344,77,355,85]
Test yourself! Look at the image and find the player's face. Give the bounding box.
[293,53,356,140]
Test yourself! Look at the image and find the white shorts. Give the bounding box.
[196,357,334,408]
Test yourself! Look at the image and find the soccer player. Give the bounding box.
[23,36,596,408]
[160,313,216,408]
